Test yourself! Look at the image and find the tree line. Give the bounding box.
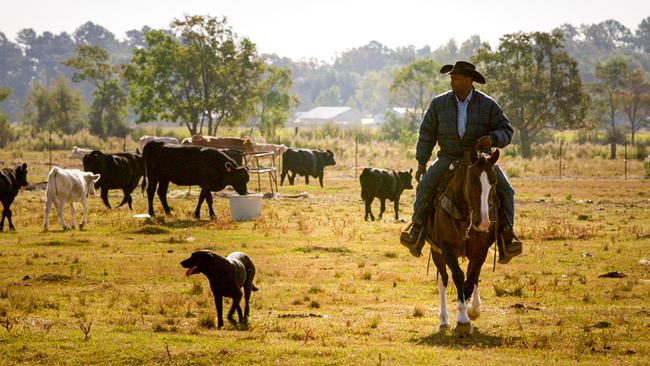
[0,15,649,158]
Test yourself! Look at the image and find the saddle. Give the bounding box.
[423,163,500,254]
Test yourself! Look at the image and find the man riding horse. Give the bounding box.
[400,60,523,264]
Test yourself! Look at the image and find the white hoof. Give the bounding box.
[468,306,480,321]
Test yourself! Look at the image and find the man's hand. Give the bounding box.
[476,134,494,149]
[415,164,426,183]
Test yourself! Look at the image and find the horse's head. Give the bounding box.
[465,148,500,232]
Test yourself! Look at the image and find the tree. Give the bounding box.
[0,32,32,119]
[255,66,298,139]
[594,57,628,158]
[634,16,650,53]
[619,69,650,144]
[73,21,130,64]
[20,76,85,134]
[334,40,395,74]
[49,75,85,134]
[315,85,343,106]
[17,29,76,85]
[474,31,587,158]
[0,87,13,147]
[64,45,128,137]
[389,58,446,132]
[124,15,264,136]
[352,69,393,114]
[22,83,52,132]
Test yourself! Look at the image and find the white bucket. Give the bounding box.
[228,194,263,221]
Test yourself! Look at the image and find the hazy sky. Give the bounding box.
[1,0,649,62]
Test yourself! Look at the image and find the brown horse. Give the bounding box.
[425,148,500,334]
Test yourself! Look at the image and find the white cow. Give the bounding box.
[252,142,288,157]
[69,146,92,160]
[43,167,101,232]
[137,135,179,153]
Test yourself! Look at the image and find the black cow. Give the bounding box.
[142,142,249,218]
[280,148,336,187]
[219,149,244,167]
[0,163,28,231]
[359,167,413,221]
[137,147,243,167]
[83,151,144,209]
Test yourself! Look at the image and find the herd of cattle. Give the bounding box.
[0,135,414,232]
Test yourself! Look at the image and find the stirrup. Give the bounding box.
[400,223,425,257]
[497,231,523,264]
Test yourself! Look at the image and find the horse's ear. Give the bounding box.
[469,148,479,164]
[225,161,233,172]
[488,149,500,165]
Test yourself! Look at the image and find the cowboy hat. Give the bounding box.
[440,61,486,84]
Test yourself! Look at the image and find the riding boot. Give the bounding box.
[497,226,523,264]
[400,219,425,257]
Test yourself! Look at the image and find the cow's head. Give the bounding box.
[224,161,249,195]
[399,168,414,190]
[84,173,101,195]
[15,163,28,188]
[82,150,106,175]
[322,149,336,167]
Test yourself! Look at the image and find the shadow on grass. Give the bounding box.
[413,326,520,349]
[137,216,224,230]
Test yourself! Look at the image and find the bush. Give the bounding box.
[5,128,133,152]
[0,117,13,148]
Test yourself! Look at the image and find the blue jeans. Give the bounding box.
[411,156,515,228]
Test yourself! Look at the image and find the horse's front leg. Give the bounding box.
[437,271,450,331]
[432,252,450,331]
[464,238,490,321]
[467,285,481,321]
[444,251,471,334]
[465,262,484,321]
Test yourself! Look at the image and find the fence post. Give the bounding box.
[623,134,627,180]
[559,140,563,178]
[49,129,52,169]
[355,135,358,179]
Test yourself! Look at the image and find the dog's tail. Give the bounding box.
[251,283,259,292]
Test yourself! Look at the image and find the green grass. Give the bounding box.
[0,145,650,365]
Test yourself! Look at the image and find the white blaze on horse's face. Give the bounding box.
[478,171,491,232]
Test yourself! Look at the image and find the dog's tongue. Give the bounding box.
[185,267,197,276]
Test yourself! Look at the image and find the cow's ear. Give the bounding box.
[22,163,27,170]
[409,168,413,175]
[225,162,233,172]
[326,149,333,155]
[92,174,101,182]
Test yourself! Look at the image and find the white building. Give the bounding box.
[291,106,365,127]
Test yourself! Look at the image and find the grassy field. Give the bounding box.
[0,147,649,365]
